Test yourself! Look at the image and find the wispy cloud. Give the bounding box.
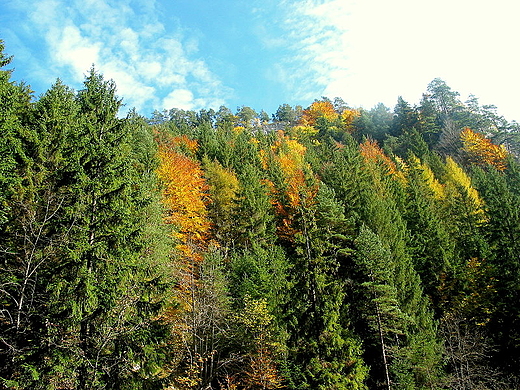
[269,0,351,101]
[12,0,230,113]
[275,0,520,118]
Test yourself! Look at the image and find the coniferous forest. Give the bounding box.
[2,39,520,389]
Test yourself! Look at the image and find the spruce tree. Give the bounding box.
[0,42,42,387]
[472,164,520,381]
[285,184,367,389]
[403,156,455,312]
[354,225,409,390]
[35,70,173,388]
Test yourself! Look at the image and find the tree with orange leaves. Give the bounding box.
[300,100,338,127]
[359,138,400,177]
[461,127,508,170]
[265,130,317,241]
[157,135,230,389]
[157,143,211,254]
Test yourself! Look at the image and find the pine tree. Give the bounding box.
[234,162,276,248]
[472,165,520,381]
[404,156,455,312]
[285,184,368,390]
[354,225,409,390]
[1,72,173,388]
[46,70,172,388]
[340,143,445,389]
[0,40,31,227]
[0,43,43,387]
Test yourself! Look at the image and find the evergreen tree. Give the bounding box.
[354,225,409,390]
[473,164,520,381]
[285,184,367,389]
[404,156,454,312]
[0,40,31,227]
[44,70,172,388]
[234,162,276,248]
[228,245,289,388]
[346,145,445,389]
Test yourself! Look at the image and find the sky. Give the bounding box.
[1,0,519,121]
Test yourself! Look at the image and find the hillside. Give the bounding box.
[2,40,520,389]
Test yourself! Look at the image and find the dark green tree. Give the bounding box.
[236,105,258,128]
[354,225,409,390]
[234,162,276,248]
[403,156,455,312]
[0,40,32,227]
[273,103,297,124]
[472,164,520,381]
[352,104,393,145]
[285,184,367,389]
[0,71,174,389]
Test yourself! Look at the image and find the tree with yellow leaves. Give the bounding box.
[204,158,240,250]
[233,295,284,390]
[299,99,360,134]
[300,100,338,126]
[264,130,317,241]
[157,143,211,254]
[461,127,508,170]
[157,135,228,389]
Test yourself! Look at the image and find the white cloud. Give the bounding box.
[52,25,100,79]
[280,0,520,120]
[163,88,194,110]
[19,0,229,113]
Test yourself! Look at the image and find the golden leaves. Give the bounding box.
[445,156,487,223]
[461,127,508,171]
[408,155,446,200]
[264,131,318,241]
[299,100,360,133]
[300,100,337,126]
[157,140,211,250]
[341,108,361,132]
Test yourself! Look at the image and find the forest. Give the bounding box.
[2,39,520,389]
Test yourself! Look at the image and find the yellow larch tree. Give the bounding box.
[359,138,406,183]
[266,130,318,241]
[460,127,508,171]
[300,100,338,126]
[408,155,446,200]
[445,156,487,223]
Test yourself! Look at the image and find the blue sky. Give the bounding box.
[1,0,519,121]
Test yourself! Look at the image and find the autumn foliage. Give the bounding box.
[265,131,318,240]
[4,47,520,389]
[156,135,212,281]
[299,99,360,133]
[157,146,210,246]
[300,100,338,126]
[461,127,508,170]
[360,138,399,175]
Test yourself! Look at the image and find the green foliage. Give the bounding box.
[0,70,174,388]
[234,162,276,247]
[472,165,520,376]
[0,41,31,227]
[3,37,520,388]
[404,156,455,311]
[284,184,368,389]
